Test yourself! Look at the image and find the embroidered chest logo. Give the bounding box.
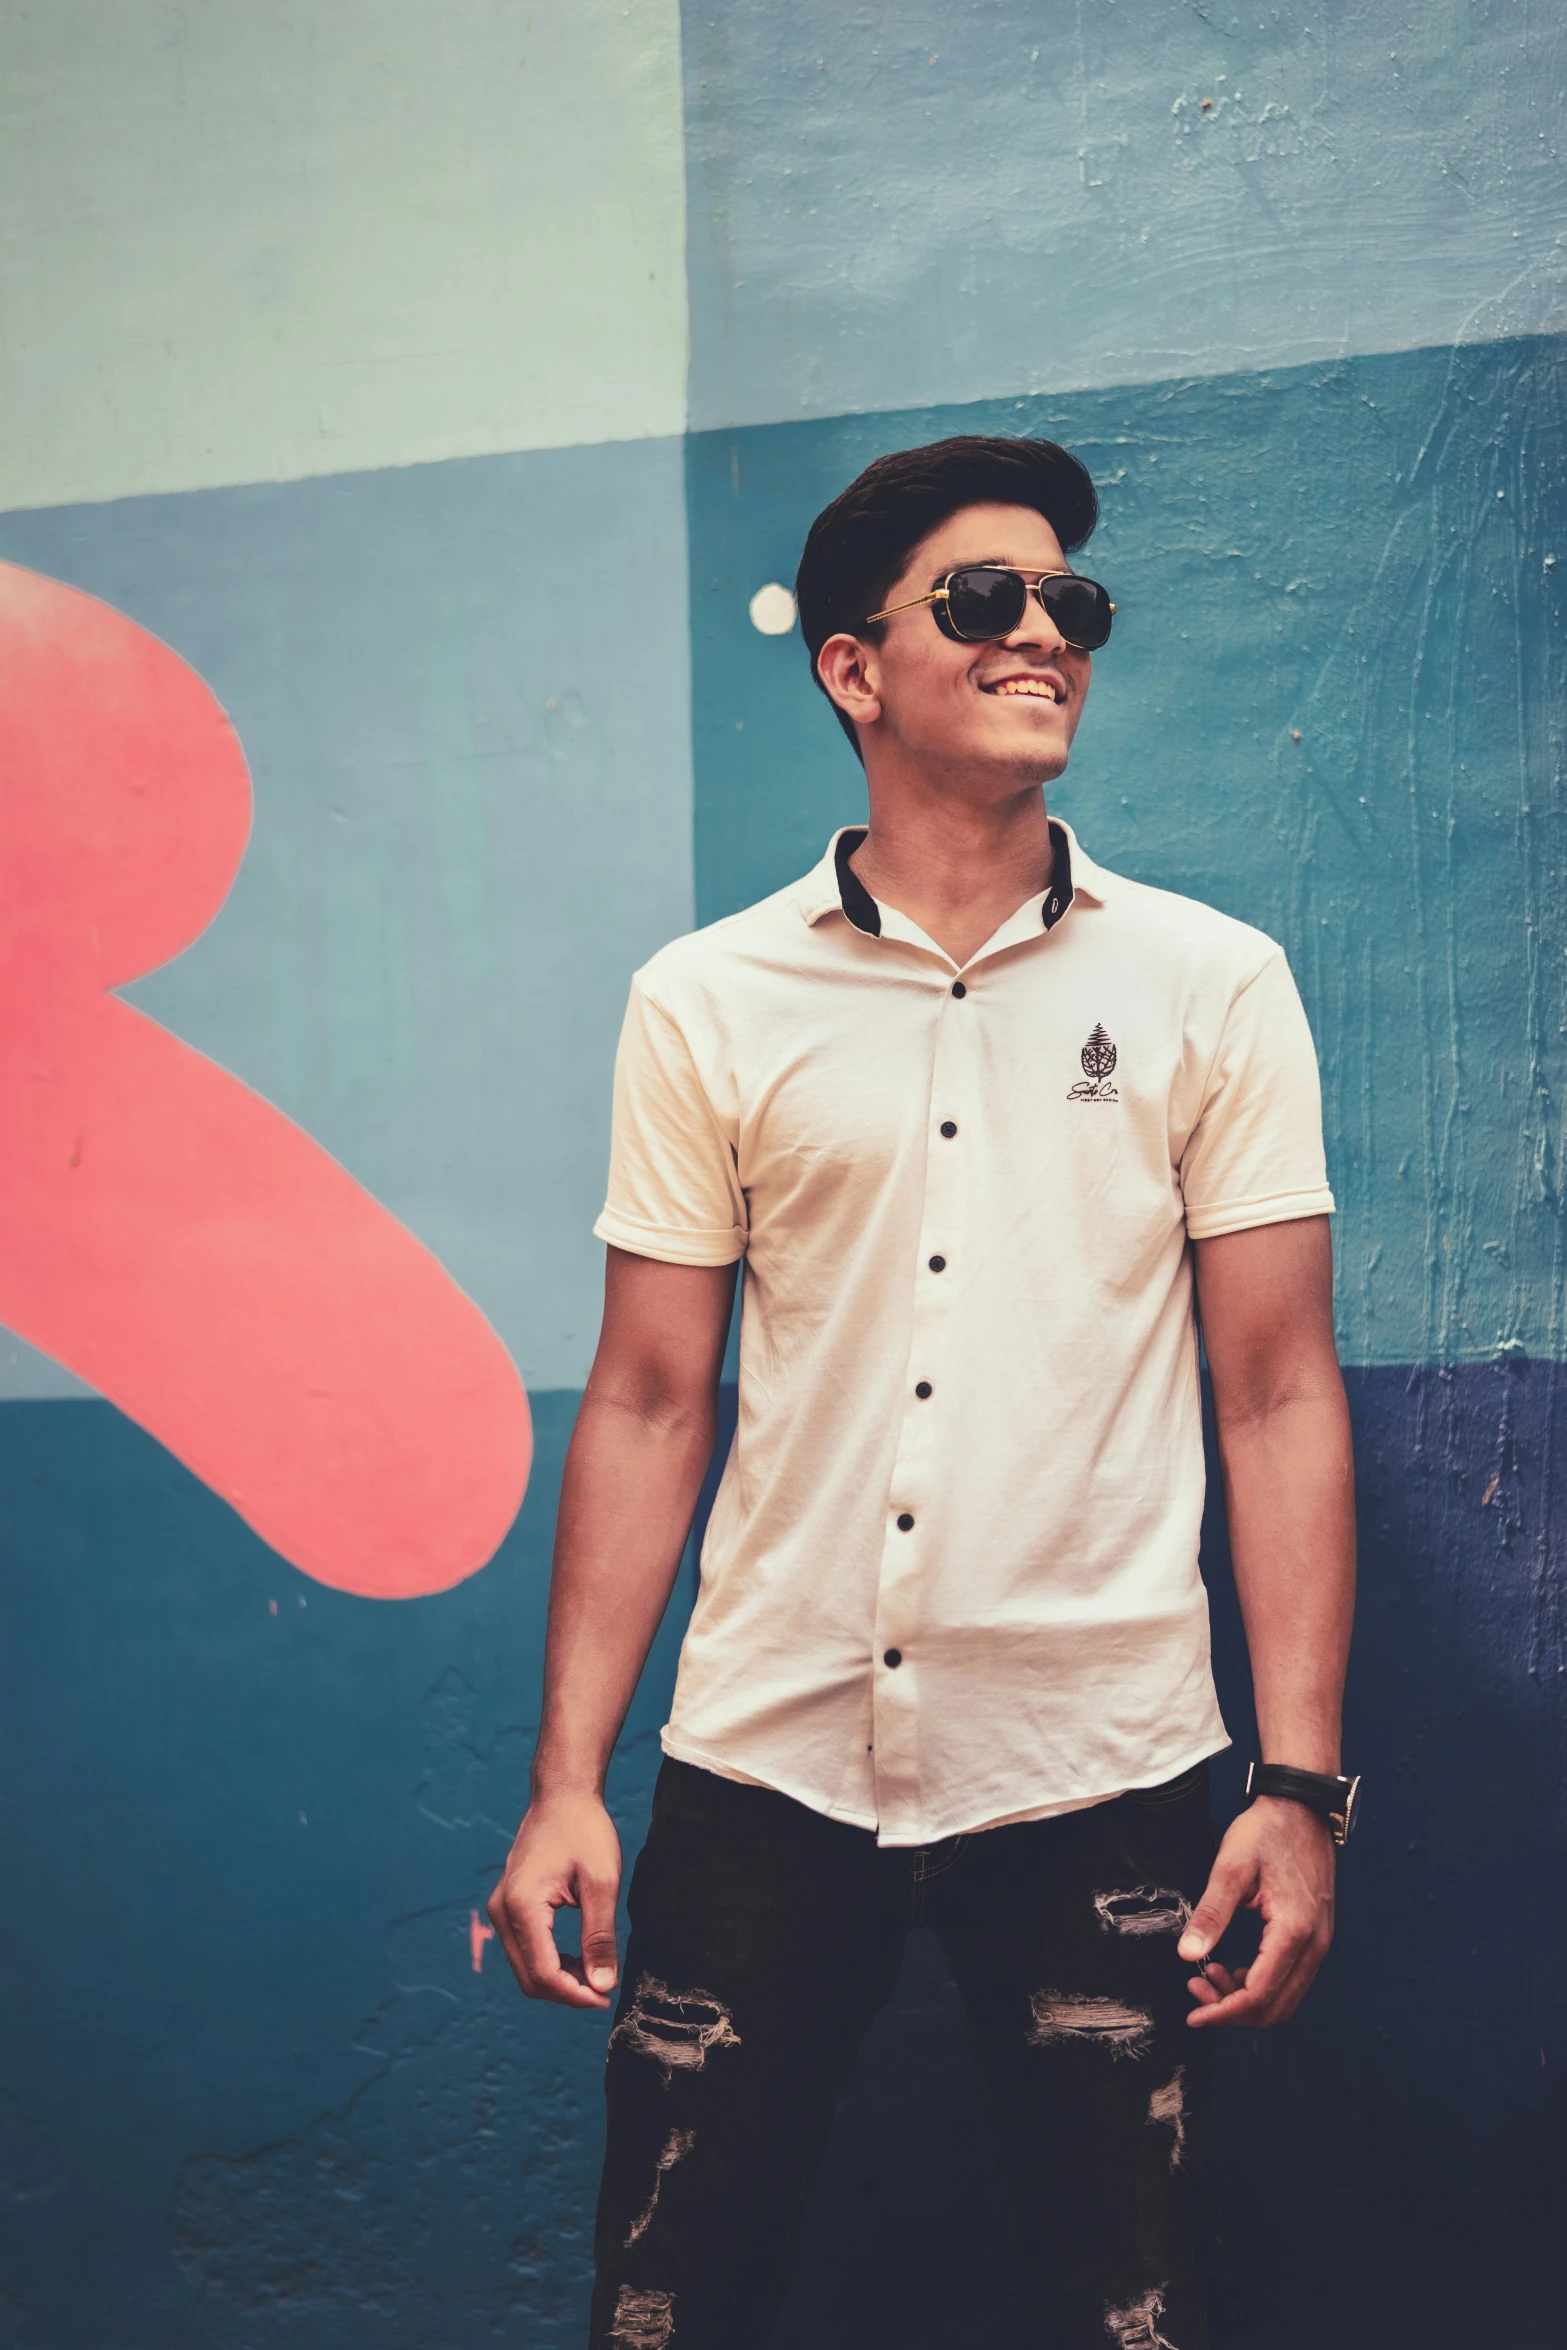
[1067,1023,1119,1103]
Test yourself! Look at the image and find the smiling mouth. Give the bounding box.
[983,676,1064,703]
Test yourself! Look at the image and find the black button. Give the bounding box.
[928,1254,946,1272]
[883,1648,903,1669]
[939,1120,957,1138]
[951,981,967,998]
[896,1511,914,1531]
[914,1380,932,1399]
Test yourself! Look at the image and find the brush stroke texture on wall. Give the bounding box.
[683,0,1565,430]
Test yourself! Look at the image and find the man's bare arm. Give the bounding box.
[487,1247,738,2010]
[1178,1214,1356,2029]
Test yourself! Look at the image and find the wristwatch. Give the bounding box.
[1245,1762,1361,1846]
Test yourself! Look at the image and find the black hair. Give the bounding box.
[793,434,1098,757]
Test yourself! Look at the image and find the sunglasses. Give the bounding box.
[866,565,1115,651]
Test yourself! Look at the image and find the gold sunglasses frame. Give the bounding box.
[865,566,1116,646]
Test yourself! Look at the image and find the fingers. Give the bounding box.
[577,1871,621,1996]
[1177,1850,1255,1970]
[487,1878,597,2009]
[1185,1959,1247,2007]
[1184,1901,1331,2030]
[1178,1803,1337,2030]
[486,1797,625,2009]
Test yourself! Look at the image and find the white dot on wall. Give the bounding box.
[748,583,797,635]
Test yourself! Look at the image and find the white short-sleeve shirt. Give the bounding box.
[594,822,1335,1846]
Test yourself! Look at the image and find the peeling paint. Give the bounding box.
[1026,1991,1155,2061]
[625,2126,696,2247]
[1093,1885,1192,1938]
[1104,2285,1178,2349]
[609,1975,742,2083]
[1147,2069,1187,2173]
[610,2283,676,2349]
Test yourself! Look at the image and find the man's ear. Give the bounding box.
[816,632,882,731]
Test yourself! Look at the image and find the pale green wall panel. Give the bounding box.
[0,0,689,509]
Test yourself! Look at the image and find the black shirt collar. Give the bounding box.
[834,822,1075,940]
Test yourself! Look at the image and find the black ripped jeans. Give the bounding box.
[589,1756,1219,2350]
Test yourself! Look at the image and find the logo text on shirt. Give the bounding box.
[1068,1023,1119,1103]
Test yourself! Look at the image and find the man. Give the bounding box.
[489,437,1357,2350]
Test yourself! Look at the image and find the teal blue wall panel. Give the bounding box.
[0,433,693,1400]
[688,334,1567,1369]
[0,1396,694,2349]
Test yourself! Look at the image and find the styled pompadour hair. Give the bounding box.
[794,435,1099,755]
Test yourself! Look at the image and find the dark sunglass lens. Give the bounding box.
[1040,576,1112,650]
[945,567,1029,639]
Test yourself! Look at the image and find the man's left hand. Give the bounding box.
[1177,1796,1336,2029]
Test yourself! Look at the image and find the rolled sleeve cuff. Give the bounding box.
[1184,1185,1336,1241]
[593,1207,749,1266]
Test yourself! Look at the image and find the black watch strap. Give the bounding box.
[1246,1762,1361,1846]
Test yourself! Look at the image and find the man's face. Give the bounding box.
[832,501,1093,789]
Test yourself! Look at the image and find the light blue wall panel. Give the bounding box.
[687,335,1567,1369]
[682,0,1566,431]
[0,435,694,1397]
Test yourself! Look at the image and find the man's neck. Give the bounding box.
[847,783,1057,969]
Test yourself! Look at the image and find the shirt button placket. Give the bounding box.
[871,971,972,1835]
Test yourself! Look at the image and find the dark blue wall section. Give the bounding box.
[774,1364,1567,2350]
[4,1364,1562,2347]
[690,331,1567,1372]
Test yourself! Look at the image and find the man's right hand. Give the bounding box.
[487,1793,623,2009]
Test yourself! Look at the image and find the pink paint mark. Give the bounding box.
[0,560,531,1597]
[470,1909,496,1974]
[269,1599,278,1616]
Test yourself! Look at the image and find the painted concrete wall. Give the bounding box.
[0,0,688,506]
[1,4,1563,2346]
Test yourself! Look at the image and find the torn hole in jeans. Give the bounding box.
[1093,1884,1192,1938]
[1104,2285,1178,2348]
[1146,2067,1187,2171]
[609,2284,675,2349]
[625,2127,696,2247]
[1027,1990,1155,2060]
[608,1974,742,2084]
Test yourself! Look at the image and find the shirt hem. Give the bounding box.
[660,1727,1233,1847]
[659,1730,881,1827]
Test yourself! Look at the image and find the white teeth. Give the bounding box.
[989,678,1060,700]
